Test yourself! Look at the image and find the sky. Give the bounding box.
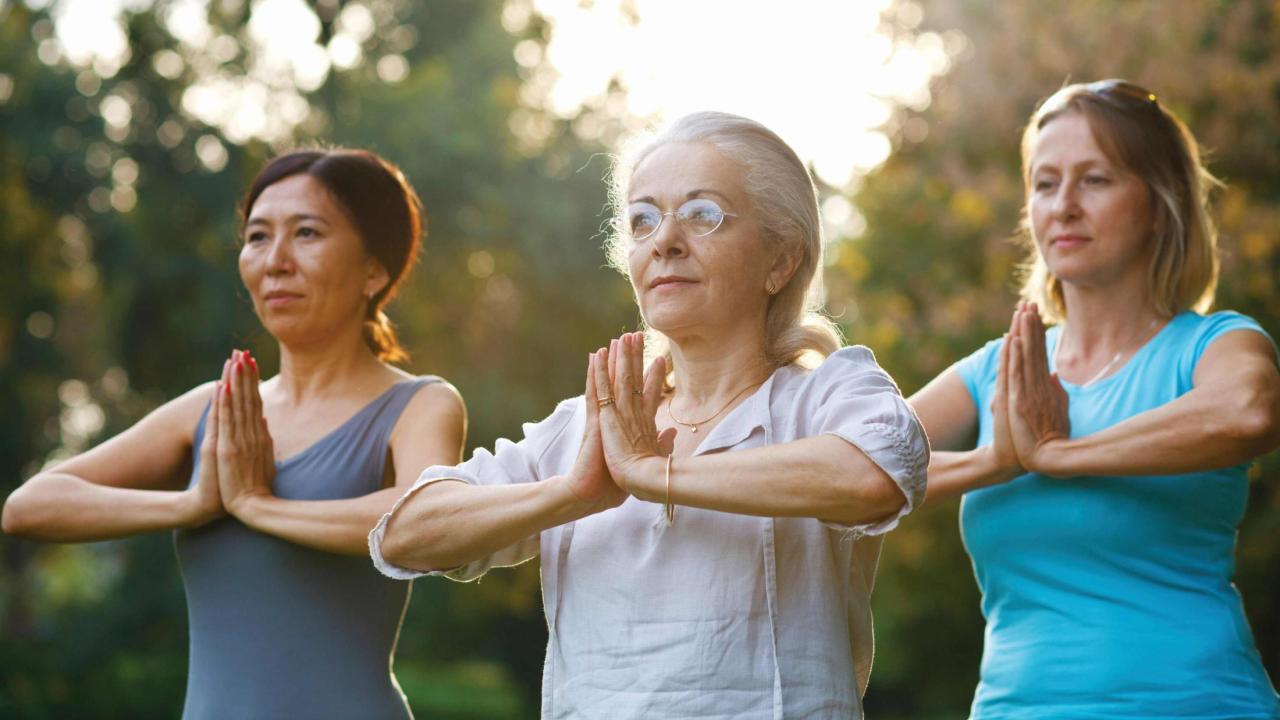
[24,0,956,190]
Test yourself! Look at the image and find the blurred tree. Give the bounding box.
[841,1,1280,717]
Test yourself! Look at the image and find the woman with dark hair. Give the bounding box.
[909,81,1280,717]
[3,148,464,719]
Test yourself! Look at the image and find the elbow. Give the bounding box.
[1227,383,1280,452]
[2,485,36,537]
[829,470,907,526]
[379,520,415,569]
[379,506,450,572]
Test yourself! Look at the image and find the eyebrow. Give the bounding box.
[1030,158,1110,175]
[245,213,331,227]
[627,188,734,205]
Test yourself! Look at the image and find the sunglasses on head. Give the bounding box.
[1085,79,1160,108]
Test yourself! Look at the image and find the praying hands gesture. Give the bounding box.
[1001,302,1072,476]
[205,349,277,517]
[562,348,630,513]
[591,333,676,495]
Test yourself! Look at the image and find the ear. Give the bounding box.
[765,241,803,296]
[364,257,390,300]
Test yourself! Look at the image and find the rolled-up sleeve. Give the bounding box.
[369,398,580,581]
[803,346,929,537]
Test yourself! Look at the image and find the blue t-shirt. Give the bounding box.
[955,310,1280,719]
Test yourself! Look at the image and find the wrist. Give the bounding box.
[550,474,609,521]
[226,490,272,524]
[619,455,665,502]
[176,487,219,528]
[1027,437,1072,477]
[979,446,1023,486]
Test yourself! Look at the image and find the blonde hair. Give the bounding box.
[604,111,842,370]
[1018,80,1220,322]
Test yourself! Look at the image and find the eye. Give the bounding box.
[627,203,661,239]
[245,230,268,244]
[1033,178,1057,192]
[297,226,319,238]
[1083,174,1110,186]
[678,198,725,235]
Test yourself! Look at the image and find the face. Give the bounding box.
[1027,112,1155,290]
[625,142,795,341]
[240,174,388,347]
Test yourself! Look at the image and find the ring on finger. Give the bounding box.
[597,397,615,408]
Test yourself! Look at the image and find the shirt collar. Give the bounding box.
[690,365,784,455]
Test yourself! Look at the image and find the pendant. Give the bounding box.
[690,426,699,433]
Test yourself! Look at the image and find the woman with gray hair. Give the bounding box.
[369,111,928,718]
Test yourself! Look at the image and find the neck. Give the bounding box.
[666,325,773,410]
[1058,278,1164,359]
[271,323,386,405]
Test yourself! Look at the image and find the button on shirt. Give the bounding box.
[370,346,929,719]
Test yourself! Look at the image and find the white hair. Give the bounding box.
[605,111,842,370]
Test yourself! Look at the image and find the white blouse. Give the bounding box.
[370,346,929,719]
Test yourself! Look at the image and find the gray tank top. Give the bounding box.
[175,378,438,720]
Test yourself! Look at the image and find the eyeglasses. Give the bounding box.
[624,198,737,242]
[1085,79,1159,108]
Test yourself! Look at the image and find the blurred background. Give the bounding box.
[1,0,1277,717]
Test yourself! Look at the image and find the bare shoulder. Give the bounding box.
[160,380,221,435]
[394,378,466,434]
[388,377,467,473]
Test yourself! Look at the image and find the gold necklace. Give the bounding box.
[665,381,763,434]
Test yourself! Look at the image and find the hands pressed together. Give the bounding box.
[564,332,675,511]
[993,301,1072,477]
[188,349,277,526]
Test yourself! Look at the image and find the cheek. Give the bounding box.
[627,247,648,291]
[1027,198,1051,241]
[238,247,256,287]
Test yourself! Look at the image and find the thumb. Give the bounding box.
[657,427,678,457]
[204,384,220,450]
[583,353,599,434]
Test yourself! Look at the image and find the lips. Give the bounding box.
[1050,234,1089,249]
[263,290,303,307]
[649,275,697,289]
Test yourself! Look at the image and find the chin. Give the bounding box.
[639,300,703,332]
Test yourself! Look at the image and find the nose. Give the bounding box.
[648,214,689,260]
[265,233,295,276]
[1050,180,1081,221]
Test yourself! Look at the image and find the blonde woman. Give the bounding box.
[370,112,928,718]
[910,81,1280,717]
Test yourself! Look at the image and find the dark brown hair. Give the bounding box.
[240,148,425,362]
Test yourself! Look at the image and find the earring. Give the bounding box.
[765,280,777,296]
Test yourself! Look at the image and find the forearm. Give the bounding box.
[2,473,200,541]
[924,447,1022,503]
[624,435,907,525]
[1038,386,1279,477]
[231,488,412,556]
[380,475,596,572]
